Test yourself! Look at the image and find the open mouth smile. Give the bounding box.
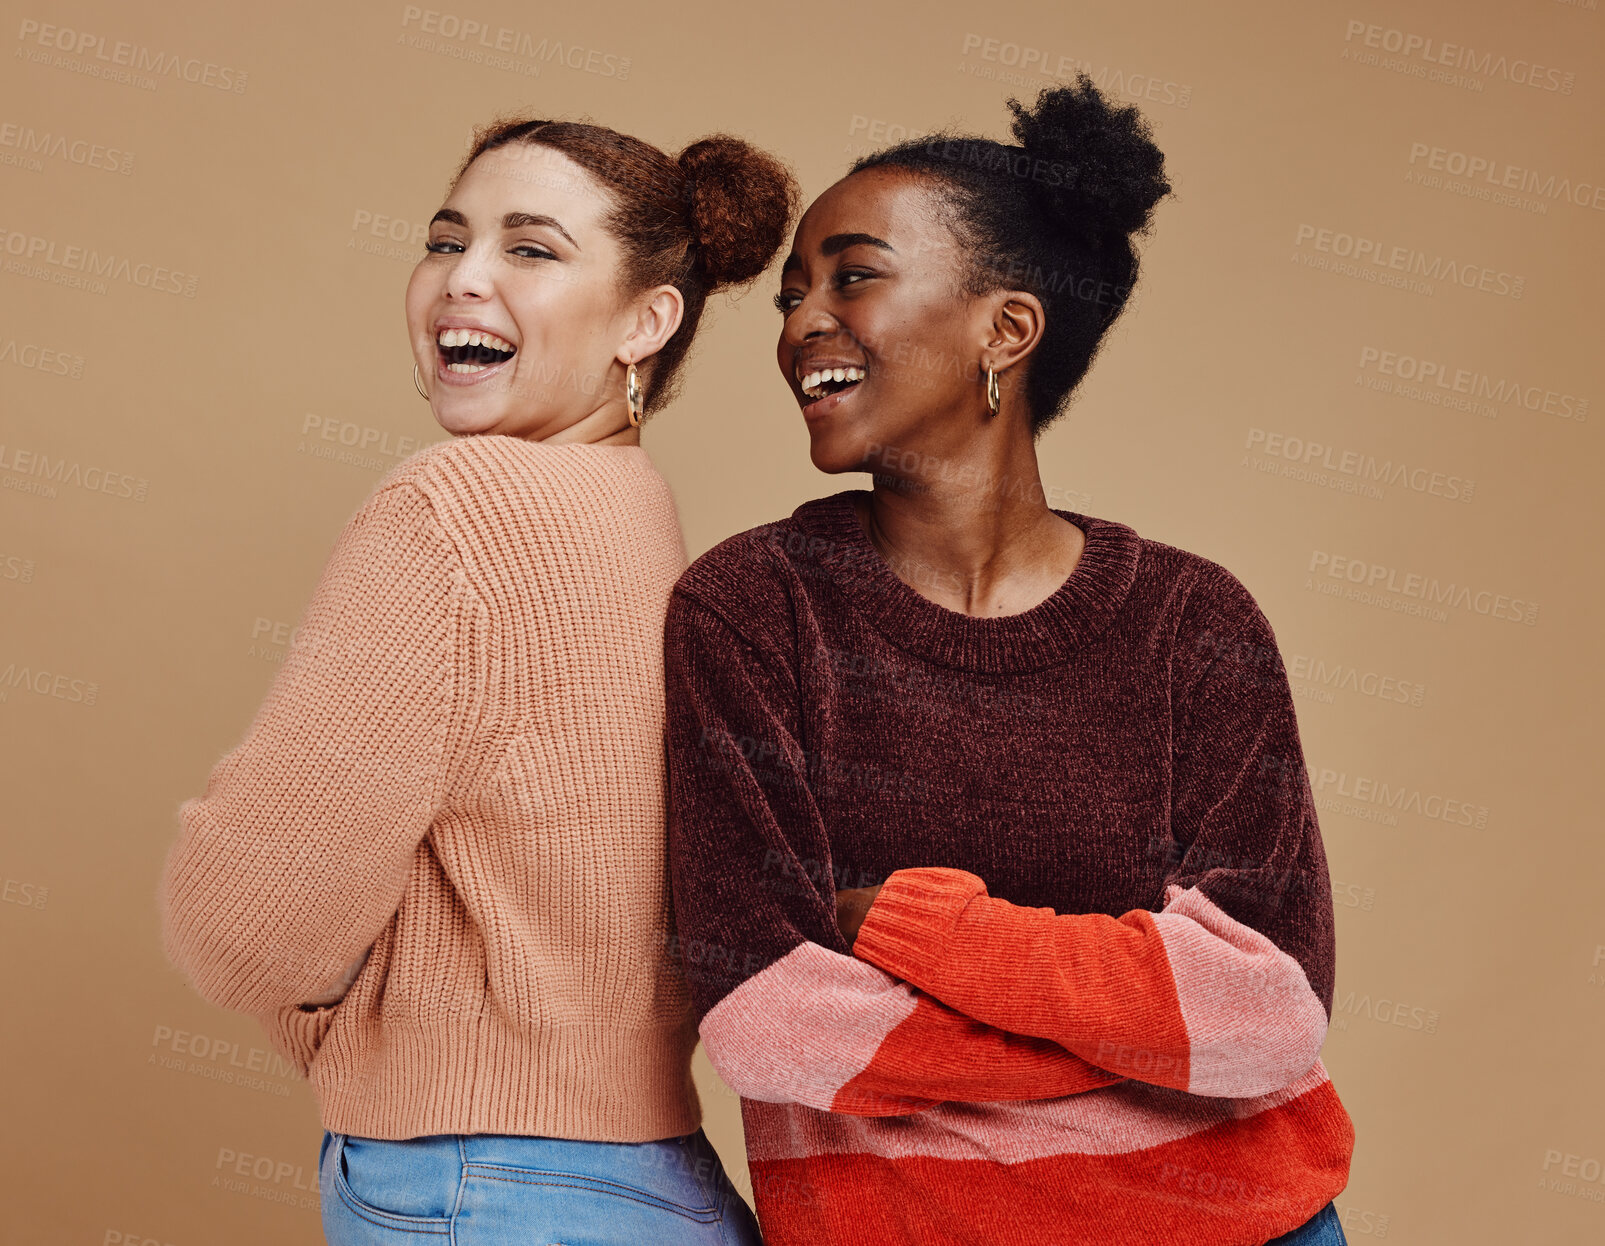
[435,326,517,377]
[795,360,867,421]
[798,364,866,400]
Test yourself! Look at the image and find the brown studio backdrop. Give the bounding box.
[3,0,1601,1241]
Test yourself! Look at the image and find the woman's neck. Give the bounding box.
[851,457,1086,619]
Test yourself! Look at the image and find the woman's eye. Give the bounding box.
[422,240,556,260]
[773,269,874,312]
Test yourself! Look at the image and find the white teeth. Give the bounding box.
[436,327,516,352]
[799,365,865,398]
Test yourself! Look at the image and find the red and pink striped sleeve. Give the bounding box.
[851,869,1328,1098]
[700,938,1122,1115]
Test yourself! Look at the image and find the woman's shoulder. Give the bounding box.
[669,493,854,645]
[676,488,860,591]
[328,439,464,555]
[368,434,677,543]
[675,519,795,614]
[365,431,476,489]
[376,432,661,491]
[1133,529,1277,646]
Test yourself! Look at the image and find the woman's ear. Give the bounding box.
[618,285,687,367]
[983,290,1045,374]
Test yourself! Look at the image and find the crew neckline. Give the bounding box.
[789,490,1142,673]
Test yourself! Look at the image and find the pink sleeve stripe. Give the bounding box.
[698,941,917,1110]
[742,1060,1339,1164]
[1154,884,1329,1096]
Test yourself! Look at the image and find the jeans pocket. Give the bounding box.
[461,1160,721,1224]
[331,1133,456,1233]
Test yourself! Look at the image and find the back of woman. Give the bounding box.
[158,115,796,1244]
[249,433,699,1134]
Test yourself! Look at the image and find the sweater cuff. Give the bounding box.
[852,867,988,988]
[253,1001,339,1080]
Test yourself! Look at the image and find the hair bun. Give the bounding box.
[1006,77,1171,244]
[677,136,799,288]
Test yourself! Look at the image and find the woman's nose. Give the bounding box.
[443,248,494,300]
[781,294,837,346]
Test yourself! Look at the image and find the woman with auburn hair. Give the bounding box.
[663,78,1354,1246]
[159,114,794,1244]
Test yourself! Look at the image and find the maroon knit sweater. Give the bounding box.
[662,490,1354,1246]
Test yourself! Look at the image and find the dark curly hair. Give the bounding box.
[454,116,799,415]
[850,75,1171,433]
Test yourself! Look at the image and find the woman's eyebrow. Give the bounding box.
[780,231,897,277]
[503,211,578,248]
[820,232,894,256]
[427,208,579,249]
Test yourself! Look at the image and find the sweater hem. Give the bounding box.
[306,1012,703,1143]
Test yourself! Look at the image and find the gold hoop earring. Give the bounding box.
[625,361,645,428]
[413,363,429,401]
[985,366,1001,417]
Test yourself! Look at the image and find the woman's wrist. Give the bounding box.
[297,946,371,1010]
[834,884,883,951]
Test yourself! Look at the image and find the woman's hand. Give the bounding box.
[835,884,884,952]
[296,947,371,1011]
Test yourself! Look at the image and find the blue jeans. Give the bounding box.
[1268,1200,1347,1245]
[318,1127,763,1245]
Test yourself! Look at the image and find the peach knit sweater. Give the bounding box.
[158,433,701,1142]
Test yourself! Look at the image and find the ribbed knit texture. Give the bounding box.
[663,490,1355,1245]
[158,433,701,1142]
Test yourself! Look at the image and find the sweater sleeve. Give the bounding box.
[158,481,482,1016]
[850,570,1334,1099]
[664,584,1123,1117]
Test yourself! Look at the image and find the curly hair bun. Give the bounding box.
[1006,77,1171,244]
[677,136,799,289]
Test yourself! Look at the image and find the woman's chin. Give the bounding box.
[429,396,506,437]
[809,448,859,476]
[807,430,875,477]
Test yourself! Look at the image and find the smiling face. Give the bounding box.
[404,143,640,440]
[774,168,1001,475]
